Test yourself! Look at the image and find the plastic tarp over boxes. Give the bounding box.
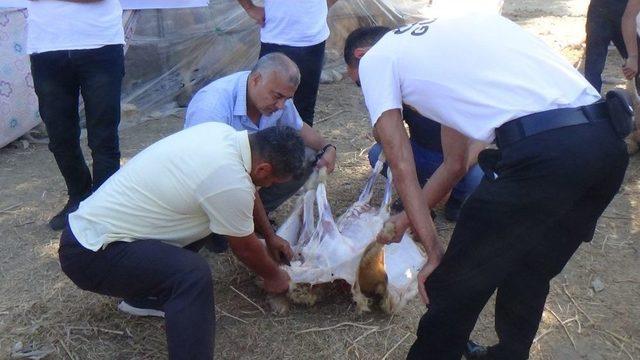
[0,9,39,149]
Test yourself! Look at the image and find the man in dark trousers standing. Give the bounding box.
[28,0,125,230]
[584,0,640,92]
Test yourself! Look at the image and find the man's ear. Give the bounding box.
[354,47,370,60]
[250,72,262,87]
[254,161,273,178]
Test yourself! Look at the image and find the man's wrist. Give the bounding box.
[239,1,255,11]
[315,144,337,163]
[264,233,277,244]
[321,144,337,153]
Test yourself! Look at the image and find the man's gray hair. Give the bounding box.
[251,52,301,87]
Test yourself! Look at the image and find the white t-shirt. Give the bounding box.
[69,123,256,251]
[359,14,601,143]
[27,0,125,54]
[261,0,330,47]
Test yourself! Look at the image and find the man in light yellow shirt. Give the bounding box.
[59,123,305,359]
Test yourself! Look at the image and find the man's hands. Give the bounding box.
[265,234,294,264]
[376,212,410,244]
[245,5,265,27]
[417,241,444,305]
[623,55,639,79]
[316,146,337,173]
[263,267,291,294]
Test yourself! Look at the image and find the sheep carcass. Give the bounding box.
[272,161,426,314]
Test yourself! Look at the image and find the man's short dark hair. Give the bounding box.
[343,26,391,67]
[250,126,305,179]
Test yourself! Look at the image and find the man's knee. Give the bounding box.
[178,256,213,291]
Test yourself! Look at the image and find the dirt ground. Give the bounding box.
[1,0,639,359]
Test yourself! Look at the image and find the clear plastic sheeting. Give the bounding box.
[121,0,416,115]
[274,164,426,314]
[1,0,503,146]
[122,0,504,116]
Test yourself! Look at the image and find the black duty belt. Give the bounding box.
[495,101,609,148]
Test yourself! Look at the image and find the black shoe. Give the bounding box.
[48,199,81,231]
[464,340,490,359]
[444,197,463,222]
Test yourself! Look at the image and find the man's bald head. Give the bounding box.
[247,53,301,117]
[251,52,301,87]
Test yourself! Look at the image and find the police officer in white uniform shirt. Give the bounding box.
[343,14,629,359]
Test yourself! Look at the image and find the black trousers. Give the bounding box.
[31,44,124,200]
[58,228,214,360]
[259,41,325,126]
[407,120,628,359]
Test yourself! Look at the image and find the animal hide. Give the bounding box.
[274,159,426,314]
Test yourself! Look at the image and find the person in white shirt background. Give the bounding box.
[343,14,628,359]
[237,0,338,126]
[28,0,125,231]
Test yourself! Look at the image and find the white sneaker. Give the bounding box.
[117,300,165,318]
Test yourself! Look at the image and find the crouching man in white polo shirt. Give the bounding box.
[185,53,336,251]
[344,14,628,360]
[59,124,305,360]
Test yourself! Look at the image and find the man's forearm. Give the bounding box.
[420,126,470,208]
[236,0,255,11]
[299,123,327,150]
[253,193,276,241]
[420,163,466,208]
[622,0,640,60]
[228,233,281,279]
[376,110,439,252]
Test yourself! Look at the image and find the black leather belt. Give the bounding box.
[495,101,609,148]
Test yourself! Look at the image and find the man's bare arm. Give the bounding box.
[375,109,444,305]
[375,109,440,253]
[227,233,289,293]
[300,123,337,173]
[236,0,265,26]
[252,193,293,262]
[622,0,640,79]
[419,126,470,208]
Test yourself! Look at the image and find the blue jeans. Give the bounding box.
[31,45,124,200]
[368,141,483,202]
[260,41,325,126]
[584,0,639,92]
